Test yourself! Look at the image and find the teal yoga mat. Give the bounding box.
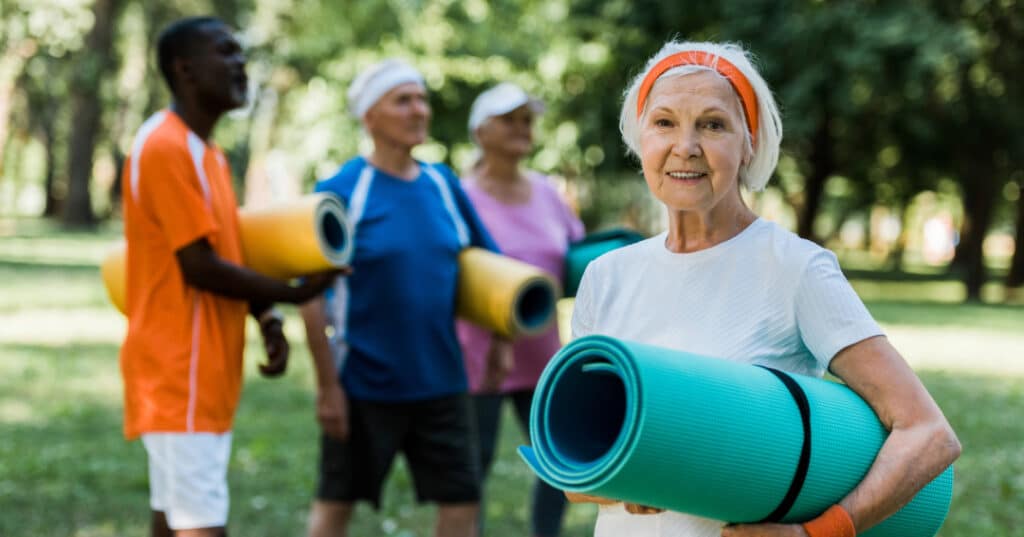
[519,335,953,537]
[564,229,645,297]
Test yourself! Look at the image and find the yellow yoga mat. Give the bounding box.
[100,244,127,313]
[238,193,352,279]
[102,193,353,314]
[457,247,561,338]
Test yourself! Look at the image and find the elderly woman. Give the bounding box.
[456,82,584,537]
[567,41,961,537]
[300,59,498,537]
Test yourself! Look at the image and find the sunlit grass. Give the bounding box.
[0,217,122,266]
[1,221,1022,536]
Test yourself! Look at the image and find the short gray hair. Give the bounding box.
[619,41,782,191]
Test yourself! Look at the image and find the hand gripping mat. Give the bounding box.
[102,192,353,314]
[520,335,953,537]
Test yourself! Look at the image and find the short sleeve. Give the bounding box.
[571,261,599,339]
[554,185,584,242]
[314,174,351,208]
[442,164,500,253]
[534,173,584,242]
[314,157,372,206]
[794,250,884,370]
[136,143,217,252]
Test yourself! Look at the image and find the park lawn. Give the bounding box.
[0,220,1021,536]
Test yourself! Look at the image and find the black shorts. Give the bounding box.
[316,393,481,509]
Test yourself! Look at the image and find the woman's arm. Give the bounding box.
[825,335,961,532]
[724,335,960,537]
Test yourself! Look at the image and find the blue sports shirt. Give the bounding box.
[315,157,498,401]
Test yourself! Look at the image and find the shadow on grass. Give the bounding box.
[917,371,1024,537]
[842,267,1010,283]
[0,386,149,536]
[0,217,121,240]
[0,258,102,273]
[864,301,1024,331]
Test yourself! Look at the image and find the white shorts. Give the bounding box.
[142,432,232,530]
[594,503,725,537]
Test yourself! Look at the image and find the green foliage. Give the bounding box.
[0,0,1021,286]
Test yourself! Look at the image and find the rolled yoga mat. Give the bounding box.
[519,335,953,537]
[564,228,645,297]
[102,192,353,314]
[456,247,561,339]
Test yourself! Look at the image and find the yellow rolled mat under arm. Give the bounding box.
[101,193,353,314]
[238,193,353,279]
[456,247,561,339]
[100,245,127,313]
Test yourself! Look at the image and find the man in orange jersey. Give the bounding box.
[119,17,341,537]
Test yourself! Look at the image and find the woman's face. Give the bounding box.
[476,104,534,160]
[638,70,751,216]
[364,82,431,149]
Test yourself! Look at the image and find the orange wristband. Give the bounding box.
[802,504,856,537]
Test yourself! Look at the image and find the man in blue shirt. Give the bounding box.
[300,59,498,537]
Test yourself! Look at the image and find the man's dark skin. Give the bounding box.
[149,20,346,537]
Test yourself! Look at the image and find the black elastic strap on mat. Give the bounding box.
[757,365,812,523]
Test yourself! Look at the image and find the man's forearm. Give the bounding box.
[184,254,303,303]
[300,297,340,388]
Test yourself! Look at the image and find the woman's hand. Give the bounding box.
[721,523,808,536]
[480,336,514,392]
[564,492,663,515]
[624,503,664,515]
[564,491,618,505]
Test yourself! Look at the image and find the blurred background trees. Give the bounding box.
[1,0,1021,302]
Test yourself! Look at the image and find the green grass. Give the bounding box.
[1,218,1022,536]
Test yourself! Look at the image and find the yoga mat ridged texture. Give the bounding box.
[564,229,645,297]
[456,247,560,338]
[520,335,953,537]
[102,193,353,314]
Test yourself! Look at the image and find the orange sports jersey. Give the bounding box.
[119,109,248,440]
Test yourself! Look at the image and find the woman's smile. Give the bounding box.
[666,170,709,183]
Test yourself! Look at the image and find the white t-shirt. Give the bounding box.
[571,218,883,537]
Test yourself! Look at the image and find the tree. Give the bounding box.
[17,54,67,216]
[1008,184,1024,291]
[62,0,124,228]
[926,0,1024,300]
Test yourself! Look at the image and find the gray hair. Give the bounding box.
[619,41,782,191]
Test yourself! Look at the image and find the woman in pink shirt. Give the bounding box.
[456,83,585,537]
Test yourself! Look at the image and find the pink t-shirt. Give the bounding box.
[457,171,585,394]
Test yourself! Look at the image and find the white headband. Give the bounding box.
[468,82,544,139]
[347,59,425,118]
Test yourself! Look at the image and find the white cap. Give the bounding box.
[467,82,545,137]
[347,59,425,118]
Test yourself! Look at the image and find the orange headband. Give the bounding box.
[636,50,759,145]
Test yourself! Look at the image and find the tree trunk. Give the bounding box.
[106,148,124,217]
[886,203,908,272]
[955,163,997,302]
[797,105,833,242]
[42,122,60,217]
[62,0,121,228]
[1006,189,1024,289]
